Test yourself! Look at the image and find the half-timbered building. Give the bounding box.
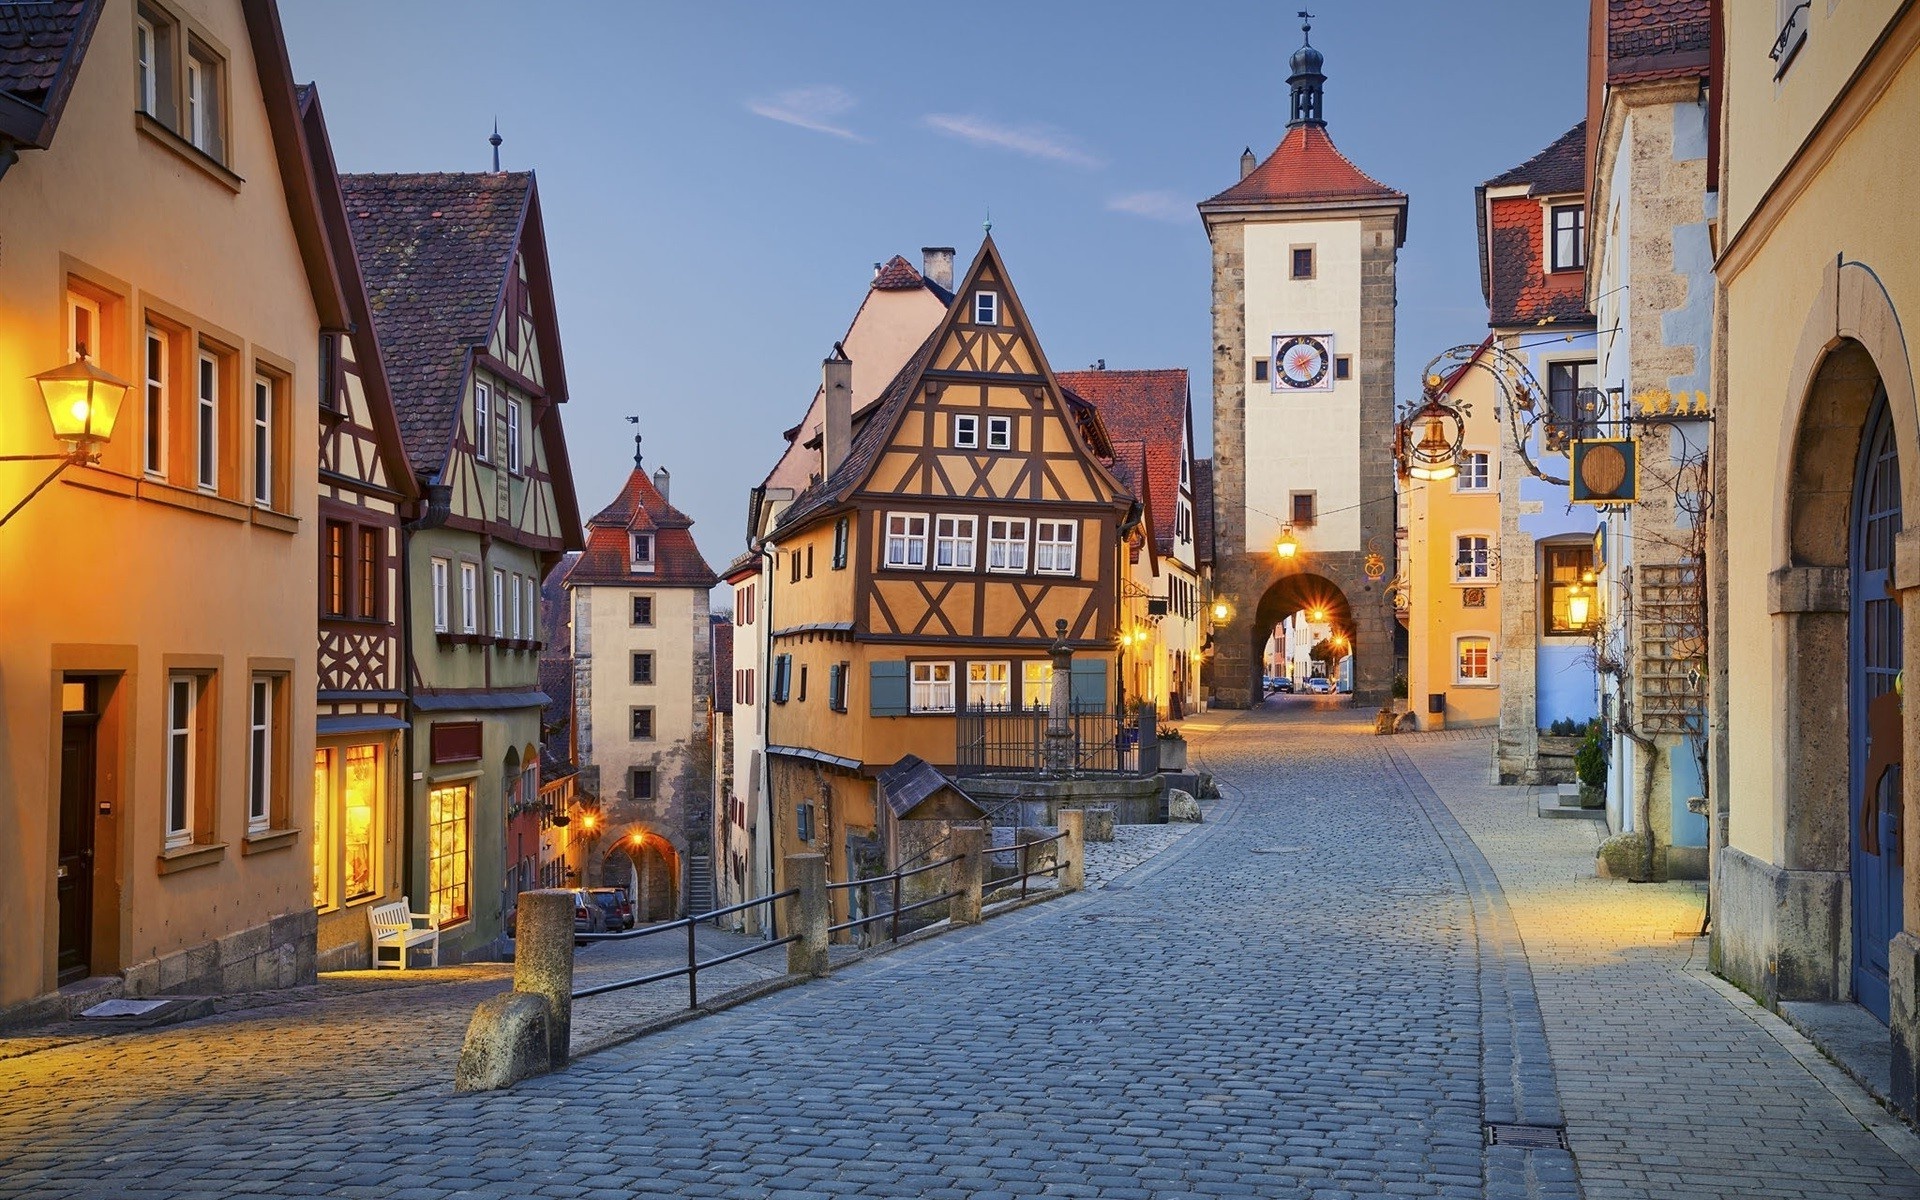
[299,87,421,969]
[759,237,1133,905]
[342,168,585,962]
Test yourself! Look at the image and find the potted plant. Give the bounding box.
[1390,674,1410,714]
[1574,723,1607,808]
[1157,725,1188,771]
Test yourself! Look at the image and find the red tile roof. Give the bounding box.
[341,171,533,474]
[566,466,717,589]
[1192,459,1215,569]
[1484,122,1587,195]
[1606,0,1710,82]
[1056,369,1191,559]
[1478,123,1594,328]
[1202,125,1405,209]
[871,255,924,290]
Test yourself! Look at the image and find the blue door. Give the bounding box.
[1852,388,1904,1024]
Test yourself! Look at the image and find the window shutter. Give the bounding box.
[869,660,909,717]
[1069,659,1108,713]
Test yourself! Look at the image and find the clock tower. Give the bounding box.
[1199,15,1406,707]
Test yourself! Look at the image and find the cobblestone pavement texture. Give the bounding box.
[4,700,1915,1198]
[1404,731,1920,1200]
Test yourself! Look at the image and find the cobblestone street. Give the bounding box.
[4,703,1918,1198]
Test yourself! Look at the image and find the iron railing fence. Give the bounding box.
[572,889,799,1007]
[954,704,1138,775]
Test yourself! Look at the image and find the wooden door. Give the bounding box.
[57,711,98,985]
[1851,388,1904,1023]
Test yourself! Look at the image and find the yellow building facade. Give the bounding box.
[1711,0,1920,1116]
[1403,345,1503,729]
[0,0,347,1016]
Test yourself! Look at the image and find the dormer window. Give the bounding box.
[629,532,655,573]
[973,291,998,325]
[1549,203,1586,271]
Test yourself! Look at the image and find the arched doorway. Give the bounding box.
[1852,386,1904,1022]
[1250,572,1355,699]
[604,829,681,923]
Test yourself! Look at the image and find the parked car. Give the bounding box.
[1272,677,1295,693]
[588,886,634,931]
[573,889,607,937]
[1305,676,1334,694]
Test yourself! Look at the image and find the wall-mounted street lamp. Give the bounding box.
[1275,523,1300,560]
[1211,599,1231,622]
[1566,568,1598,630]
[2,353,132,530]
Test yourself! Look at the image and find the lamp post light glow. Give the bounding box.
[1276,523,1300,560]
[1211,600,1230,622]
[1,353,134,530]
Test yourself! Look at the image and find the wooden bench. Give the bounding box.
[368,900,440,969]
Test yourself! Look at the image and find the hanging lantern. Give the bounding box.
[33,353,131,451]
[1276,523,1300,560]
[1567,580,1591,630]
[1406,415,1460,481]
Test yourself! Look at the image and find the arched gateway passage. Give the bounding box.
[602,828,681,922]
[1249,572,1358,700]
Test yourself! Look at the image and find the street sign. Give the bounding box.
[1570,439,1637,505]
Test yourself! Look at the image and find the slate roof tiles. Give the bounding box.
[0,0,87,100]
[340,171,532,475]
[1607,0,1710,81]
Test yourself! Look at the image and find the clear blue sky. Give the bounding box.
[281,1,1589,569]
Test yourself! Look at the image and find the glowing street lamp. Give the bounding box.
[1,353,133,530]
[1276,523,1300,560]
[1567,569,1598,630]
[1211,600,1231,622]
[1406,415,1460,481]
[1309,607,1327,623]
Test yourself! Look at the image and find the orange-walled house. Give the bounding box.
[0,0,346,1018]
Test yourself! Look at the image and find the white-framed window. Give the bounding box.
[1022,661,1054,710]
[1454,452,1491,493]
[1549,203,1585,272]
[135,15,158,116]
[459,562,478,633]
[629,532,655,573]
[1035,519,1078,575]
[1456,635,1493,684]
[473,381,492,462]
[252,374,273,506]
[953,414,979,449]
[505,397,522,474]
[143,327,167,477]
[247,675,274,833]
[973,291,998,325]
[986,516,1030,572]
[933,514,977,570]
[431,558,450,632]
[885,512,928,569]
[966,661,1011,711]
[1454,534,1494,583]
[910,662,955,713]
[184,40,223,161]
[66,290,100,361]
[165,673,199,849]
[195,351,218,492]
[524,576,537,641]
[508,572,523,639]
[491,568,506,637]
[987,415,1012,450]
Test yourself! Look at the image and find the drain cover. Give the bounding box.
[1249,846,1307,855]
[1484,1123,1569,1150]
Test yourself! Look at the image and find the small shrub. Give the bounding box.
[1575,726,1607,790]
[1391,675,1409,700]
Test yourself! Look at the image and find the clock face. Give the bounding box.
[1272,334,1333,391]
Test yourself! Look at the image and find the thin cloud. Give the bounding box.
[922,113,1103,168]
[1106,191,1189,223]
[748,86,864,141]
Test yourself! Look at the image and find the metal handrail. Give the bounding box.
[828,889,964,935]
[570,887,799,1007]
[980,835,1066,903]
[823,849,971,944]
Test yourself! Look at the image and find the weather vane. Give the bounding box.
[1298,9,1313,39]
[625,416,641,467]
[983,204,992,234]
[489,119,502,172]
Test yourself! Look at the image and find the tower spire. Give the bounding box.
[489,119,503,172]
[1287,11,1327,129]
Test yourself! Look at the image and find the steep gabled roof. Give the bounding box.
[341,170,534,472]
[566,463,717,590]
[1483,121,1587,195]
[1192,459,1215,570]
[1201,125,1407,242]
[0,0,98,157]
[712,619,734,713]
[1476,122,1595,327]
[1056,369,1191,559]
[1107,439,1153,568]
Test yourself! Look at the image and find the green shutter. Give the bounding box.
[1069,659,1108,713]
[869,660,909,716]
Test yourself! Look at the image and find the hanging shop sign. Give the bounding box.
[1570,439,1638,505]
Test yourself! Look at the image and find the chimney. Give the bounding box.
[823,342,852,477]
[652,466,670,501]
[1240,147,1257,179]
[922,246,955,291]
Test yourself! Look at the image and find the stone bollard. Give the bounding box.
[784,853,830,977]
[1058,809,1085,893]
[949,823,986,926]
[513,889,576,1069]
[1084,805,1117,842]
